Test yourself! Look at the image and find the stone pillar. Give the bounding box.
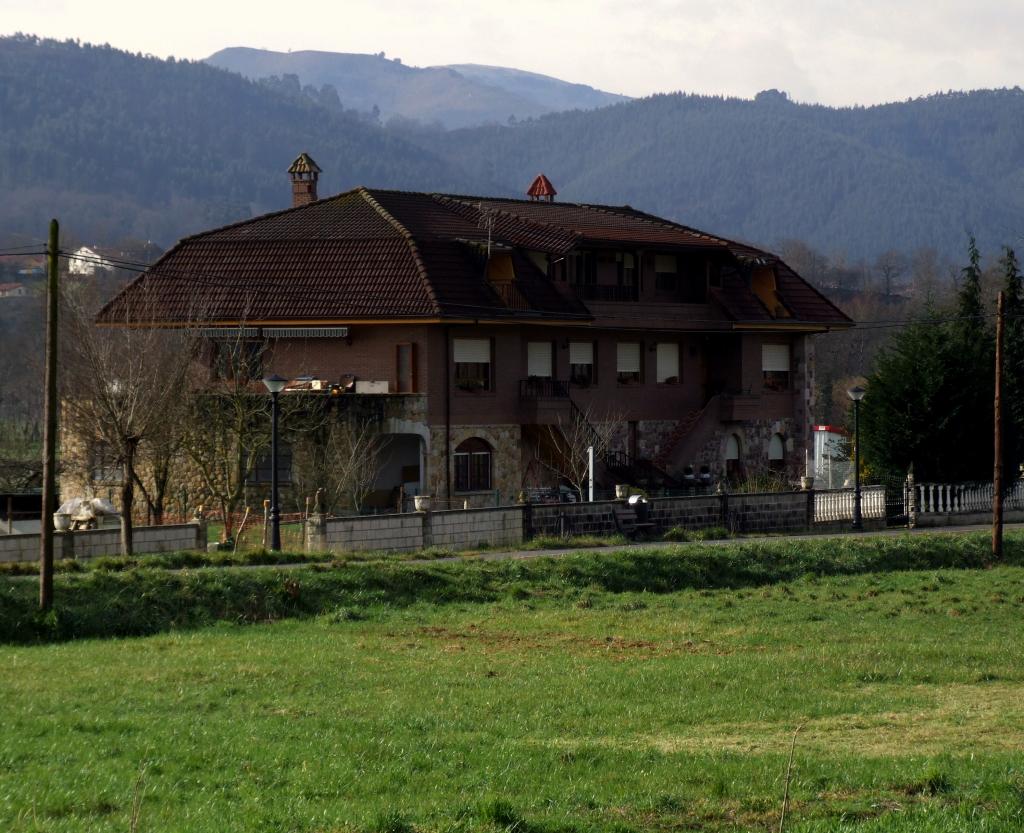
[192,506,208,552]
[306,512,327,553]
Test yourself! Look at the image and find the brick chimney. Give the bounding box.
[526,173,556,202]
[288,152,322,207]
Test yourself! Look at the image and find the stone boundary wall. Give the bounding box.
[529,492,812,537]
[0,523,204,563]
[430,507,523,549]
[318,513,425,553]
[310,507,523,553]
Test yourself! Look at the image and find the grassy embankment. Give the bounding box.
[2,533,1024,831]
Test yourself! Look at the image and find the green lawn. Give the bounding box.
[3,557,1024,831]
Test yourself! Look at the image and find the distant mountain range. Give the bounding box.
[205,47,628,129]
[1,35,1021,264]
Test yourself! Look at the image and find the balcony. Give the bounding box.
[575,284,639,303]
[519,378,571,425]
[519,378,570,399]
[719,393,761,421]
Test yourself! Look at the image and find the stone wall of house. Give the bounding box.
[692,417,802,482]
[0,522,204,563]
[59,393,430,522]
[426,424,522,508]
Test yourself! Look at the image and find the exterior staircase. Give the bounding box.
[654,395,723,474]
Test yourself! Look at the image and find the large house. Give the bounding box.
[96,154,851,508]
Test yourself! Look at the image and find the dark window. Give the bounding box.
[616,342,642,385]
[570,341,596,387]
[655,254,678,292]
[762,344,791,392]
[453,338,492,392]
[679,259,708,303]
[454,438,492,492]
[249,443,293,484]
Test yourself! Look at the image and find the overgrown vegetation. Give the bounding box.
[2,548,1024,831]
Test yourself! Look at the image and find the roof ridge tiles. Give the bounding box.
[359,188,443,316]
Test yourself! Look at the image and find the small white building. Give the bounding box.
[813,424,853,489]
[67,245,115,276]
[0,282,27,298]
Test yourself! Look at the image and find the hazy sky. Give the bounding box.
[3,0,1021,105]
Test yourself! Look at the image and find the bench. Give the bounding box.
[612,505,655,540]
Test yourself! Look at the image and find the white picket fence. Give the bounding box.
[813,485,886,523]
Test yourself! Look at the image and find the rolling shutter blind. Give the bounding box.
[655,254,677,273]
[762,344,790,372]
[569,341,593,365]
[453,338,490,364]
[656,343,679,382]
[617,342,640,373]
[527,342,552,378]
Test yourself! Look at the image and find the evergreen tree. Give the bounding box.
[862,238,997,482]
[1000,247,1024,485]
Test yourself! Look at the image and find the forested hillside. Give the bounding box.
[0,36,501,247]
[1,35,1021,261]
[408,89,1024,259]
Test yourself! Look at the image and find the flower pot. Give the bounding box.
[800,476,815,491]
[615,485,630,500]
[53,513,72,531]
[414,495,432,512]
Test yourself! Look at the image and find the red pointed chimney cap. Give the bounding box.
[526,173,557,201]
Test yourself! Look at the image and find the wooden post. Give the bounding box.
[39,219,59,611]
[993,291,1005,560]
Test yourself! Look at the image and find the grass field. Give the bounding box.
[3,543,1024,831]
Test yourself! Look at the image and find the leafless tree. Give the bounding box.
[291,415,384,514]
[61,285,195,554]
[534,405,624,499]
[178,331,272,542]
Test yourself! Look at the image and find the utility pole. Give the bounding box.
[993,291,1005,560]
[39,219,59,611]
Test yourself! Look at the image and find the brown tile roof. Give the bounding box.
[526,174,557,199]
[98,186,850,328]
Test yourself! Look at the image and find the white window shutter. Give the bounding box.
[656,343,679,382]
[617,342,640,373]
[453,338,490,364]
[569,341,593,365]
[762,343,790,372]
[527,342,552,378]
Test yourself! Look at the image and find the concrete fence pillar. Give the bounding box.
[305,512,327,552]
[421,508,433,549]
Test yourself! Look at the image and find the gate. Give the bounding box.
[882,475,910,527]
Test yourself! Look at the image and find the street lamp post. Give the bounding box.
[847,384,866,531]
[263,374,287,551]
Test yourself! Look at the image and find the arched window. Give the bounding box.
[724,433,742,481]
[768,434,785,472]
[454,438,492,492]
